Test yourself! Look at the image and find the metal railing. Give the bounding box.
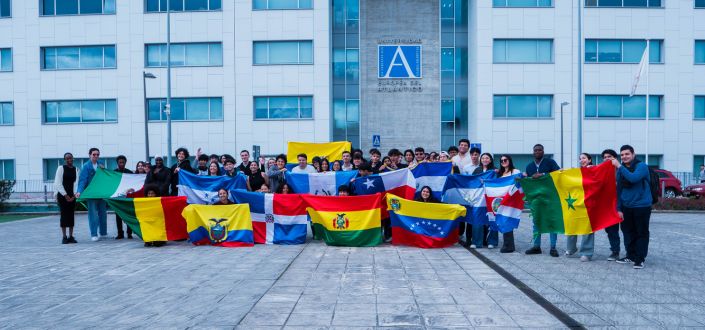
[8,180,55,203]
[672,172,700,187]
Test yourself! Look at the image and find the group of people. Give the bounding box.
[54,139,654,269]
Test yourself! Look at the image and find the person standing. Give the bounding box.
[612,145,652,269]
[524,144,561,257]
[462,147,481,175]
[403,149,415,166]
[246,161,268,192]
[565,153,595,261]
[470,153,497,249]
[223,157,239,177]
[76,148,108,242]
[267,154,288,193]
[54,152,80,244]
[114,155,134,239]
[238,150,253,175]
[601,149,622,261]
[341,151,355,171]
[169,147,197,196]
[196,154,210,175]
[145,157,171,196]
[135,161,148,174]
[497,155,521,253]
[699,164,705,183]
[451,139,473,171]
[292,154,317,173]
[368,149,382,173]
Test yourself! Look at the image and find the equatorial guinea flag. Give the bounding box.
[231,190,308,244]
[520,162,621,235]
[285,171,358,196]
[78,168,146,200]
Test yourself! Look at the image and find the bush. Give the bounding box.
[0,180,15,210]
[654,197,705,211]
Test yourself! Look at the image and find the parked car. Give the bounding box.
[654,169,683,198]
[683,183,705,199]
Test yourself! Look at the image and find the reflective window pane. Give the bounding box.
[185,0,209,10]
[622,40,646,63]
[42,0,55,15]
[104,46,116,67]
[0,48,11,71]
[80,46,104,68]
[56,0,79,15]
[185,98,210,120]
[170,99,185,121]
[268,42,299,64]
[597,96,622,117]
[537,95,552,117]
[44,102,58,123]
[209,0,221,9]
[507,96,537,117]
[80,0,103,14]
[185,43,209,66]
[696,41,705,64]
[442,99,455,121]
[1,103,13,125]
[210,98,223,119]
[57,47,80,69]
[597,40,621,62]
[81,100,106,122]
[253,42,268,64]
[148,100,162,120]
[254,96,313,119]
[104,0,116,13]
[209,43,223,65]
[268,0,299,9]
[105,100,117,121]
[649,95,661,118]
[585,40,597,62]
[299,41,313,63]
[695,96,705,119]
[0,0,10,17]
[584,96,597,117]
[58,101,81,123]
[254,98,269,119]
[622,95,646,118]
[495,39,552,63]
[170,44,186,66]
[254,41,313,64]
[300,97,313,118]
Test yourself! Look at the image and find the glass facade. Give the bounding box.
[585,95,662,118]
[585,39,663,64]
[585,0,662,7]
[41,45,116,70]
[0,0,10,17]
[145,43,222,67]
[0,48,11,71]
[698,0,705,8]
[493,95,553,118]
[0,102,13,125]
[145,0,221,12]
[0,159,14,180]
[42,100,118,124]
[331,0,360,147]
[253,41,313,65]
[41,0,116,15]
[148,97,223,121]
[440,0,469,150]
[254,96,313,120]
[44,158,116,181]
[695,96,705,119]
[253,0,312,10]
[493,0,552,7]
[696,40,705,64]
[493,39,553,63]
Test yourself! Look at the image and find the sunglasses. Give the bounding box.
[501,159,509,162]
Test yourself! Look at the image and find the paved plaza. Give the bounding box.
[0,212,704,329]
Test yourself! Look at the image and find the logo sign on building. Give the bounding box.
[378,45,422,79]
[470,143,481,153]
[372,135,381,148]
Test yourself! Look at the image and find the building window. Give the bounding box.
[0,102,13,125]
[145,43,222,67]
[585,0,661,7]
[0,159,14,180]
[41,0,116,15]
[493,39,553,64]
[695,96,705,119]
[696,41,705,64]
[253,0,312,10]
[0,48,11,71]
[585,39,663,64]
[493,0,552,7]
[254,96,312,120]
[332,0,359,147]
[697,0,705,8]
[147,97,223,121]
[493,95,553,118]
[44,158,116,181]
[440,0,469,150]
[145,0,221,12]
[42,100,118,124]
[41,45,116,70]
[585,95,662,118]
[253,41,313,65]
[0,0,10,17]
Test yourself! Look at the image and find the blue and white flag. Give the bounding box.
[285,171,358,196]
[178,170,247,204]
[411,162,452,201]
[441,171,496,225]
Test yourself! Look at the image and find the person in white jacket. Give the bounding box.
[54,152,80,244]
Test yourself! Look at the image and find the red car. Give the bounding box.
[684,183,705,199]
[654,169,683,198]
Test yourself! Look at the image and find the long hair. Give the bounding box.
[497,154,516,177]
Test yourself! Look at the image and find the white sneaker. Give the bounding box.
[91,236,99,242]
[469,244,477,249]
[580,256,591,262]
[487,245,495,249]
[100,235,109,239]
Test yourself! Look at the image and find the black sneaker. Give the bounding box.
[115,235,124,240]
[68,236,77,243]
[525,246,542,255]
[144,242,153,247]
[550,248,559,257]
[616,257,633,264]
[633,262,644,269]
[127,235,133,239]
[500,247,514,253]
[607,252,619,261]
[62,237,69,244]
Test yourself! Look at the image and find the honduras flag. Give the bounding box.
[178,170,247,204]
[442,171,496,225]
[411,162,452,201]
[285,171,358,196]
[231,190,308,244]
[484,174,523,232]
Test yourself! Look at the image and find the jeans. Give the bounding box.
[532,223,557,248]
[565,234,595,257]
[471,224,498,247]
[115,214,133,237]
[621,206,651,263]
[502,231,515,251]
[87,199,107,237]
[605,223,621,254]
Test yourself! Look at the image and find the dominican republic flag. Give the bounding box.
[441,171,496,225]
[178,170,247,204]
[353,168,417,217]
[411,162,452,201]
[231,190,308,244]
[285,171,358,195]
[484,174,524,232]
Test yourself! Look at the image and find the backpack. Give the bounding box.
[647,167,659,205]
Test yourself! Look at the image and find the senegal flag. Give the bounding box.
[286,141,351,164]
[386,194,467,248]
[182,204,254,247]
[519,162,621,235]
[105,197,188,242]
[301,193,382,247]
[78,168,146,200]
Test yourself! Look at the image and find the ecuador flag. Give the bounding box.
[286,141,351,164]
[182,204,254,247]
[301,193,382,247]
[105,197,188,242]
[386,194,467,248]
[519,162,621,235]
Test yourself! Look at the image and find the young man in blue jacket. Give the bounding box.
[75,147,108,242]
[611,145,652,269]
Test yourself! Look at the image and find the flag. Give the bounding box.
[182,204,254,247]
[231,190,308,244]
[77,168,146,200]
[630,45,649,97]
[352,168,416,218]
[177,170,247,204]
[411,162,452,201]
[286,141,351,164]
[105,197,188,242]
[484,174,524,232]
[386,193,466,248]
[301,193,383,247]
[519,162,621,235]
[493,187,524,234]
[441,171,496,225]
[285,171,358,195]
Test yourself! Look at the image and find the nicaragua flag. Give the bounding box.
[177,170,247,204]
[411,162,452,201]
[441,171,496,225]
[484,174,524,232]
[231,190,308,244]
[285,171,358,196]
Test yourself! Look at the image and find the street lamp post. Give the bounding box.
[560,101,570,168]
[165,0,173,167]
[143,72,157,163]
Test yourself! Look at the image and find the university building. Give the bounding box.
[1,0,705,181]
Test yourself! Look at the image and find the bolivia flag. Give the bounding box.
[105,197,188,242]
[386,194,466,248]
[286,141,351,164]
[78,169,146,200]
[519,162,621,235]
[231,190,308,245]
[182,204,254,247]
[301,193,383,247]
[285,171,358,196]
